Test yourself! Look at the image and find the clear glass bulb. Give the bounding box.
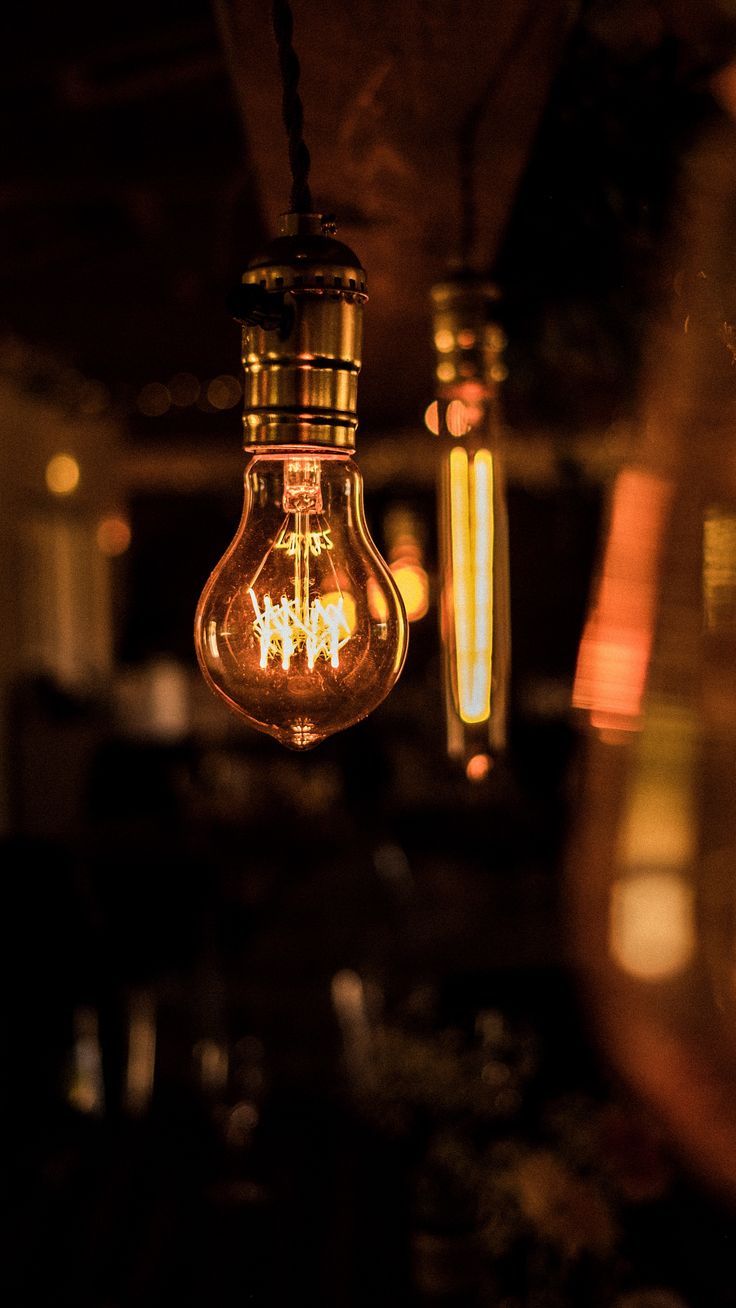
[194,451,408,750]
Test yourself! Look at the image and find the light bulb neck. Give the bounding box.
[233,212,367,452]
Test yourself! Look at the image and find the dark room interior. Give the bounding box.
[6,2,736,1305]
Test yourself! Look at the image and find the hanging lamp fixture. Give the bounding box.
[194,0,408,750]
[429,269,511,776]
[426,11,536,779]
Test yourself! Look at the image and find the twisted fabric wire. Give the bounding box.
[271,0,313,212]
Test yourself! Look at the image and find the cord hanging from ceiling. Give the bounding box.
[271,0,313,212]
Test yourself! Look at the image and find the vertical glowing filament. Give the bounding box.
[449,446,494,722]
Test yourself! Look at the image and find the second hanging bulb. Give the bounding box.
[429,273,511,776]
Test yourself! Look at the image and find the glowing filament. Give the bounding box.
[450,446,494,723]
[250,590,350,671]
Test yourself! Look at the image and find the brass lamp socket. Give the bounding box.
[233,212,368,451]
[430,271,507,397]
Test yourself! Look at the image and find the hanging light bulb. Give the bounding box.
[194,212,408,750]
[430,273,511,774]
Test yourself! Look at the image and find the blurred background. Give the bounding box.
[6,1,736,1305]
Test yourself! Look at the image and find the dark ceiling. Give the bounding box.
[2,0,736,443]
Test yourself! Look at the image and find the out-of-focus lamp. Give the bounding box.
[566,104,736,1201]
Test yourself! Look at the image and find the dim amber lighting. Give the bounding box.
[96,515,131,557]
[78,380,110,415]
[572,469,672,733]
[137,381,171,416]
[169,371,201,406]
[193,1038,229,1094]
[704,507,736,630]
[466,752,492,782]
[68,1007,104,1115]
[125,992,156,1116]
[45,453,80,496]
[207,374,242,410]
[331,969,374,1081]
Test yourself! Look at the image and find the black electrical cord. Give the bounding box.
[271,0,313,213]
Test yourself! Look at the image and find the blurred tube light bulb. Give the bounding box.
[194,213,408,749]
[431,276,511,768]
[573,468,672,735]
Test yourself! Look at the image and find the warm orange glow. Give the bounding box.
[466,752,492,782]
[45,453,80,496]
[390,563,429,621]
[385,506,429,623]
[434,329,454,353]
[424,401,440,435]
[446,399,470,437]
[137,381,171,416]
[96,515,131,557]
[572,469,672,732]
[449,446,494,723]
[610,872,695,981]
[195,453,408,750]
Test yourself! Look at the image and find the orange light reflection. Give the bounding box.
[572,469,672,732]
